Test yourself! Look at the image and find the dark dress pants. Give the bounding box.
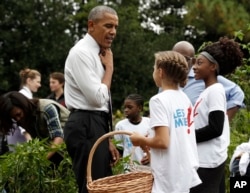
[64,110,112,193]
[190,161,226,193]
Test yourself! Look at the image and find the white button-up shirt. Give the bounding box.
[64,33,109,112]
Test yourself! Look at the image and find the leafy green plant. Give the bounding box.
[111,138,140,175]
[112,154,133,175]
[0,139,77,193]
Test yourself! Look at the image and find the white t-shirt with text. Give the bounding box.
[149,89,201,193]
[193,83,230,168]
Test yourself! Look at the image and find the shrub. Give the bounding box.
[0,139,77,193]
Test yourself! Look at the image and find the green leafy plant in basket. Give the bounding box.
[111,138,141,175]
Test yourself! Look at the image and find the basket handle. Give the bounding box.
[86,130,133,183]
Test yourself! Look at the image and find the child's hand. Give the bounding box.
[141,145,150,152]
[130,132,143,146]
[141,152,150,165]
[109,139,120,166]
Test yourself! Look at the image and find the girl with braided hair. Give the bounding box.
[130,51,201,193]
[191,37,243,193]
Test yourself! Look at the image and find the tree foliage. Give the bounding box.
[139,0,186,35]
[0,0,250,110]
[184,0,250,44]
[0,0,76,95]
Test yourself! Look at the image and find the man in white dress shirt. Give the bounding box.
[64,5,119,193]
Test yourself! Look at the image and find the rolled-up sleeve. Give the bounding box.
[226,85,245,109]
[43,104,64,139]
[218,76,245,109]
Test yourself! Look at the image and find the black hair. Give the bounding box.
[202,37,243,75]
[0,91,38,134]
[126,94,144,109]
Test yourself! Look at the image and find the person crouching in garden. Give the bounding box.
[0,91,69,166]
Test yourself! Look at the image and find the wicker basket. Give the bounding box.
[87,130,153,193]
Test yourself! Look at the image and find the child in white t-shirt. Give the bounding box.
[190,37,243,193]
[114,94,150,167]
[130,51,201,193]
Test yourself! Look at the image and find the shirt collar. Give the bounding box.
[188,69,195,78]
[22,86,33,98]
[84,33,100,55]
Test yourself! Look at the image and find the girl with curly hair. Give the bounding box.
[190,37,243,193]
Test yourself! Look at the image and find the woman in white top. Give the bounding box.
[19,68,41,99]
[130,51,201,193]
[191,37,243,193]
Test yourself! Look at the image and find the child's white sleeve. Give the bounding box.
[19,126,26,135]
[239,152,250,176]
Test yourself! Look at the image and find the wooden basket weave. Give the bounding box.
[87,130,153,193]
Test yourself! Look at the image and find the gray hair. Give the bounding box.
[88,5,117,21]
